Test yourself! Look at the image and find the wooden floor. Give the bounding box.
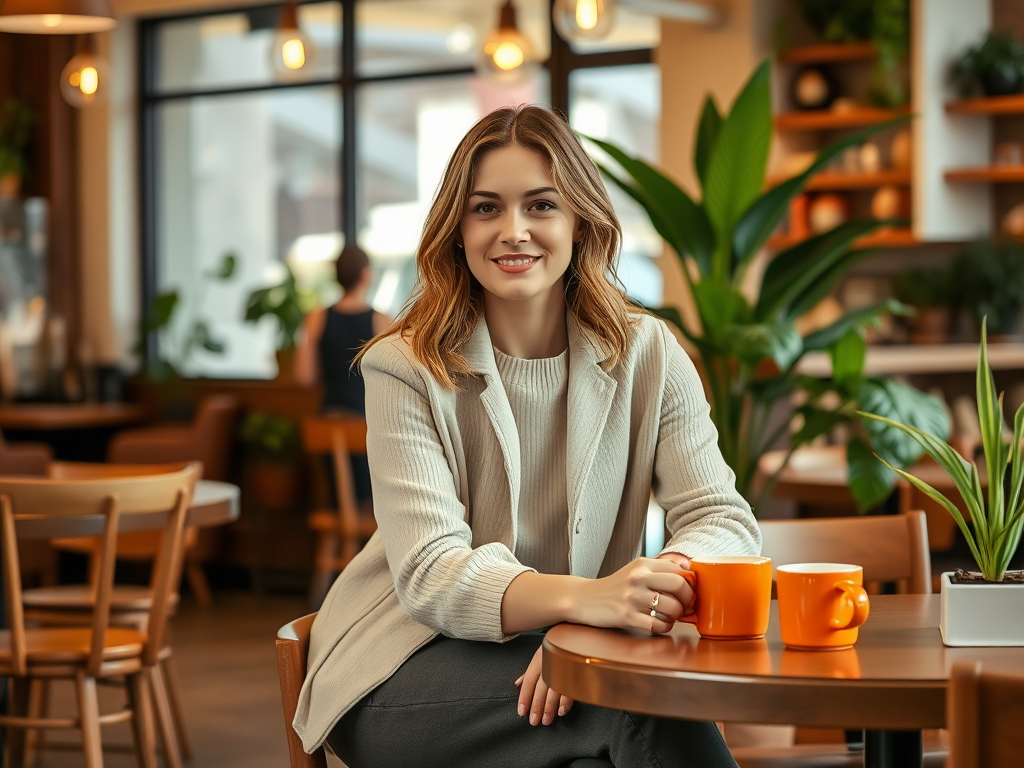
[24,590,346,768]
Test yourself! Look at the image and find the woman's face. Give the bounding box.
[460,144,580,307]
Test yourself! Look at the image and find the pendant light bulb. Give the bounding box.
[270,0,317,80]
[476,0,538,85]
[553,0,615,42]
[60,37,107,108]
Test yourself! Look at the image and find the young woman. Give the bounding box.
[293,106,760,767]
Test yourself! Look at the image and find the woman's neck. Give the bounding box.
[335,287,370,312]
[484,288,568,360]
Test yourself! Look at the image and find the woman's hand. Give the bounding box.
[571,556,694,634]
[515,645,573,726]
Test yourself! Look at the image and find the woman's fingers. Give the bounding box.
[559,694,573,716]
[541,685,561,725]
[643,591,684,622]
[529,672,550,725]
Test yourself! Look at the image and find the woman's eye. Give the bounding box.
[474,203,497,214]
[531,200,555,212]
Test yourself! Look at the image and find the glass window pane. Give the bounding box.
[566,5,659,54]
[156,87,341,378]
[569,64,662,306]
[357,72,549,317]
[154,2,341,94]
[357,0,550,78]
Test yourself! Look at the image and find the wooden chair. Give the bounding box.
[0,463,196,768]
[301,416,374,608]
[0,431,52,477]
[20,462,199,768]
[277,613,328,768]
[730,511,944,768]
[948,661,1024,768]
[104,394,241,609]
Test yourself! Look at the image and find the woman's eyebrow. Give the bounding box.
[468,186,560,199]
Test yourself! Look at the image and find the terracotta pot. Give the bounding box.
[909,307,951,344]
[244,460,301,509]
[275,348,296,384]
[0,172,22,198]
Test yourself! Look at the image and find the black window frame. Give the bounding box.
[138,0,653,367]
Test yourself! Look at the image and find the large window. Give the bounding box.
[140,0,659,378]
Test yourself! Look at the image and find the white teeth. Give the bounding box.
[496,258,536,266]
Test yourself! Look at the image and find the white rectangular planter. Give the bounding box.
[940,571,1024,646]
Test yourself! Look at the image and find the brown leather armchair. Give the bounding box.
[106,394,241,607]
[0,431,51,477]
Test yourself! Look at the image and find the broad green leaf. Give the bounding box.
[206,252,237,280]
[756,220,886,322]
[802,300,910,352]
[791,405,848,448]
[732,114,913,265]
[857,379,950,467]
[976,318,1007,527]
[847,436,896,511]
[703,61,772,280]
[1006,400,1024,523]
[829,329,866,386]
[723,321,803,370]
[691,282,750,343]
[785,249,878,321]
[589,140,715,275]
[694,96,722,188]
[146,291,179,332]
[748,373,798,404]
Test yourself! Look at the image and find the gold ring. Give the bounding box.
[649,592,660,617]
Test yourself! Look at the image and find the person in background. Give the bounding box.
[295,245,391,502]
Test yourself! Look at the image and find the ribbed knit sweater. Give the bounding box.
[493,346,570,575]
[294,313,761,752]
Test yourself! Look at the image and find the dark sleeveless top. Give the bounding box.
[318,306,376,413]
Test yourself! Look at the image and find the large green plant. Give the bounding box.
[860,320,1024,582]
[244,264,315,351]
[592,60,948,513]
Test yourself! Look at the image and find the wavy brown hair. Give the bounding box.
[357,105,637,388]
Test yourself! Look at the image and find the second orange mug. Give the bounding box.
[777,563,870,651]
[679,556,772,640]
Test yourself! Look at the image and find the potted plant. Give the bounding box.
[0,99,36,198]
[238,410,302,509]
[951,30,1024,98]
[591,60,947,513]
[244,263,315,383]
[860,319,1024,646]
[953,240,1024,339]
[891,266,957,344]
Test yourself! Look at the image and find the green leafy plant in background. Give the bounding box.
[953,240,1024,337]
[590,60,948,514]
[138,252,237,381]
[791,0,909,107]
[951,31,1024,98]
[238,411,300,463]
[891,267,957,310]
[244,263,316,351]
[860,320,1024,582]
[0,99,37,180]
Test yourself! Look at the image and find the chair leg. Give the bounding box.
[148,665,182,768]
[309,531,338,609]
[23,678,50,768]
[127,670,158,768]
[7,677,30,768]
[184,562,214,611]
[74,670,104,768]
[161,653,194,759]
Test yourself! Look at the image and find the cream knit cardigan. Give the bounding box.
[293,312,761,752]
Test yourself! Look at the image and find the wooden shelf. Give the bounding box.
[945,94,1024,115]
[767,227,919,250]
[767,170,911,190]
[775,107,911,131]
[798,343,1024,377]
[944,166,1024,183]
[777,42,877,65]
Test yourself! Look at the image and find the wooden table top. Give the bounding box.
[543,594,1024,730]
[189,480,240,528]
[0,403,148,430]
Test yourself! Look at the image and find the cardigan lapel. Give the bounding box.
[565,313,617,572]
[462,316,521,546]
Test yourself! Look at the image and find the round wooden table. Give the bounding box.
[188,480,240,527]
[543,594,1024,768]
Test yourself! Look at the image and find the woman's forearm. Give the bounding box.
[500,571,588,634]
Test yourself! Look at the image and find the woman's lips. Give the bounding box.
[492,256,539,274]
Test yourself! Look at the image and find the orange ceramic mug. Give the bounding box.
[678,556,772,640]
[777,563,870,651]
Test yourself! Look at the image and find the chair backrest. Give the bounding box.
[948,661,1024,768]
[189,395,240,480]
[757,511,931,594]
[276,613,327,768]
[0,432,52,477]
[302,416,367,532]
[0,464,198,672]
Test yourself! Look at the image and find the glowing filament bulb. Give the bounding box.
[281,38,306,70]
[575,0,599,31]
[79,67,99,95]
[492,41,524,70]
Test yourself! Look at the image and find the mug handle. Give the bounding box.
[829,580,870,630]
[678,570,698,625]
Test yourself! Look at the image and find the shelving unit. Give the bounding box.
[776,41,876,65]
[944,166,1024,183]
[798,343,1024,377]
[767,228,919,251]
[945,94,1024,115]
[767,170,911,190]
[774,107,910,132]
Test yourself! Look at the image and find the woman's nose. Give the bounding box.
[500,210,530,244]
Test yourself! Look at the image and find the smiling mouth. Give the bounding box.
[493,256,539,267]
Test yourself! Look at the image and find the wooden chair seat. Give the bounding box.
[0,627,145,665]
[23,584,177,613]
[733,743,948,768]
[307,507,376,535]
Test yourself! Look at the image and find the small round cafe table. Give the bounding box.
[543,594,1024,768]
[188,479,240,527]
